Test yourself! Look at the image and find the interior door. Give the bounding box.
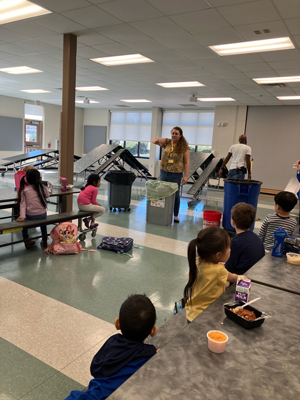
[24,120,43,153]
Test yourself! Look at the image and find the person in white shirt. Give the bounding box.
[219,135,251,180]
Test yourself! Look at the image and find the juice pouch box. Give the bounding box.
[235,276,251,303]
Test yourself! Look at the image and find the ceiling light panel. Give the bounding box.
[277,96,300,100]
[76,86,109,91]
[156,81,204,88]
[91,54,154,66]
[20,89,51,93]
[120,99,152,103]
[75,100,99,104]
[197,97,236,101]
[210,37,294,56]
[253,76,300,84]
[0,66,43,74]
[0,0,51,25]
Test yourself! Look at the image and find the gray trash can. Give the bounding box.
[145,181,178,226]
[104,171,136,212]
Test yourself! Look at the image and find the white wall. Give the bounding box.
[83,108,110,128]
[0,95,24,161]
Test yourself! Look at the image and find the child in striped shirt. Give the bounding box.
[259,191,298,251]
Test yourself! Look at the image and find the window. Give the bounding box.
[162,111,214,149]
[109,111,152,158]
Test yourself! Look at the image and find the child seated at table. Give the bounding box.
[65,294,158,400]
[184,227,239,323]
[259,191,298,251]
[225,203,265,275]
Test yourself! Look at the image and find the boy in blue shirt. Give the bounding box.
[225,203,265,275]
[65,295,158,400]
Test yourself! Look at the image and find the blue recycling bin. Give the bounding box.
[222,179,262,231]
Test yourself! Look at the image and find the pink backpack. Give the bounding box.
[45,222,83,255]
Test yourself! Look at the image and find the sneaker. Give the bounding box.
[83,218,90,229]
[24,239,35,249]
[90,223,99,229]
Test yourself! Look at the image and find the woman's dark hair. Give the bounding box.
[119,294,156,342]
[17,169,47,208]
[183,227,230,304]
[81,173,100,190]
[171,126,189,154]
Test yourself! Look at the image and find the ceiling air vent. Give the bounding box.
[262,83,287,88]
[179,104,197,107]
[115,105,130,107]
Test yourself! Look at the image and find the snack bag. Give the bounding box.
[235,276,251,303]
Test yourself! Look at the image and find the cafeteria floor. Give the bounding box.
[0,171,299,400]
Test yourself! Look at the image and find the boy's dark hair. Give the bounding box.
[119,294,156,342]
[274,191,298,212]
[231,202,256,230]
[81,173,100,190]
[184,227,230,304]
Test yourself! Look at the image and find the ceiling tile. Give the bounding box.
[223,54,265,64]
[192,27,244,46]
[161,59,198,69]
[147,0,210,15]
[217,0,280,26]
[0,50,13,58]
[260,49,300,62]
[234,20,290,41]
[77,47,108,59]
[91,42,134,55]
[273,0,300,19]
[120,39,166,52]
[76,31,114,46]
[154,34,204,49]
[31,0,90,12]
[32,14,86,34]
[37,35,64,49]
[193,58,231,68]
[140,49,187,62]
[235,63,274,72]
[130,17,186,37]
[209,0,258,5]
[285,18,300,35]
[18,39,59,53]
[0,43,36,56]
[172,46,218,60]
[99,0,163,22]
[3,21,56,38]
[244,71,280,78]
[95,24,149,42]
[268,60,300,70]
[0,27,31,43]
[276,69,300,76]
[170,9,230,33]
[62,6,122,29]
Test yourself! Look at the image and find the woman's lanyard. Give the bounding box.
[168,141,174,163]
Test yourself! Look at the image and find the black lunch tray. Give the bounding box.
[224,301,266,329]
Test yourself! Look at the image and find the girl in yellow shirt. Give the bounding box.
[184,227,239,322]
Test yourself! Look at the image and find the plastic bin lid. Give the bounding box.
[224,179,262,186]
[104,170,136,185]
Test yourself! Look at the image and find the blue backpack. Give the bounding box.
[97,237,134,256]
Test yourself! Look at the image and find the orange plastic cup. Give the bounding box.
[207,330,228,353]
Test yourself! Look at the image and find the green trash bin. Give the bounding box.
[145,181,178,226]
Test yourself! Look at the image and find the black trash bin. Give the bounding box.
[104,171,136,212]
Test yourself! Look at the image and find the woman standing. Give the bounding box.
[152,126,190,223]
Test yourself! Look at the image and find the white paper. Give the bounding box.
[284,176,300,195]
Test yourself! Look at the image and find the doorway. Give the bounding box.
[24,120,43,153]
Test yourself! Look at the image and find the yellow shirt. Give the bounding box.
[160,139,189,173]
[186,261,228,322]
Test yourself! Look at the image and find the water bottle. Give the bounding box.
[272,227,286,257]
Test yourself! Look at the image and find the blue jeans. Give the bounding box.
[22,212,47,239]
[229,169,245,179]
[160,170,182,217]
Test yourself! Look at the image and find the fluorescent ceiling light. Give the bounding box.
[0,0,51,25]
[197,97,236,102]
[156,81,204,88]
[75,100,99,104]
[20,89,51,93]
[210,37,294,56]
[253,76,300,84]
[91,54,154,66]
[120,99,152,103]
[0,66,42,74]
[277,96,300,100]
[76,86,108,91]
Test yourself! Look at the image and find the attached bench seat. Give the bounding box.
[0,210,92,234]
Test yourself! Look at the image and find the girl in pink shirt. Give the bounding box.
[17,169,49,249]
[77,173,105,229]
